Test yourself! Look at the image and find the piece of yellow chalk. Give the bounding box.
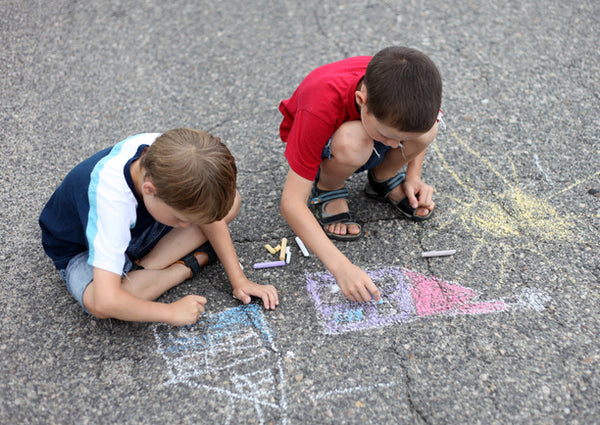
[264,244,276,254]
[280,238,288,261]
[273,244,281,252]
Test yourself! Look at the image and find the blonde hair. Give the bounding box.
[140,128,237,224]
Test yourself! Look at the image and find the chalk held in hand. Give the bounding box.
[295,236,309,257]
[421,249,456,258]
[367,289,383,304]
[253,260,286,269]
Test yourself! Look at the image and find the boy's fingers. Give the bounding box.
[264,295,273,310]
[366,282,381,302]
[357,286,373,303]
[265,291,277,309]
[404,189,418,208]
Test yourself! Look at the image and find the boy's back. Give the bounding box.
[279,56,370,181]
[40,133,161,275]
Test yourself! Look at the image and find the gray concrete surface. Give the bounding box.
[1,0,599,423]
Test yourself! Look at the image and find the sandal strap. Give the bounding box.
[309,187,349,205]
[176,242,217,279]
[319,211,355,226]
[367,170,406,197]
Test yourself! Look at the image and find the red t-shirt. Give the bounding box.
[279,56,371,181]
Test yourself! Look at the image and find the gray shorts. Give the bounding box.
[58,221,171,313]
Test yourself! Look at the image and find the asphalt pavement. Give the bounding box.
[1,0,599,424]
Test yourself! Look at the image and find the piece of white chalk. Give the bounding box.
[295,236,309,257]
[253,260,286,269]
[421,249,456,258]
[285,246,291,264]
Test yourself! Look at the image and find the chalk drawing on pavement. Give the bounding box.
[306,266,549,335]
[153,304,287,425]
[431,133,600,286]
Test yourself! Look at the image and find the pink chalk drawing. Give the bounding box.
[306,267,548,335]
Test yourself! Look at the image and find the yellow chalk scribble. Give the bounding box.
[430,132,598,286]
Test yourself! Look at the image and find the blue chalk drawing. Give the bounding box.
[153,304,287,425]
[334,308,364,323]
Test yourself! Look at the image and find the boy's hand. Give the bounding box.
[232,279,279,310]
[403,178,434,216]
[335,264,381,303]
[168,295,207,326]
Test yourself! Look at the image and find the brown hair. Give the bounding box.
[364,46,442,132]
[140,128,237,224]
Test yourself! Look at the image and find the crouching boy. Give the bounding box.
[279,46,442,303]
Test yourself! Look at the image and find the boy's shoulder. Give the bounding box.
[291,56,372,103]
[64,133,159,186]
[306,56,372,80]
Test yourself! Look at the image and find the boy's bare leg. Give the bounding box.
[122,190,242,300]
[317,121,373,236]
[121,257,208,301]
[137,191,241,270]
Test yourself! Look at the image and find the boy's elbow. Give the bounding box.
[85,292,116,320]
[280,196,294,220]
[87,298,112,319]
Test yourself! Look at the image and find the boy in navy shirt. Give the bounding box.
[40,128,278,325]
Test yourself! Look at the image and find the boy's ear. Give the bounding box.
[142,181,158,196]
[355,85,367,108]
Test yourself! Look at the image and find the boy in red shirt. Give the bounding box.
[279,46,442,303]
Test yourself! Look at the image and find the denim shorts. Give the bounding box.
[58,221,172,312]
[321,139,392,174]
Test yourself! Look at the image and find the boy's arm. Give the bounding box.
[403,122,439,211]
[199,220,278,310]
[281,168,381,303]
[88,268,206,325]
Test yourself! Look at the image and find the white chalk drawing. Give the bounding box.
[153,304,287,425]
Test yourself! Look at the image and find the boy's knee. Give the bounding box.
[331,122,373,166]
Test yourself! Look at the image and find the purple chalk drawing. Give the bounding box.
[306,267,512,335]
[306,267,415,334]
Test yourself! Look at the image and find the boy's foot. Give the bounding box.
[322,197,362,237]
[176,242,218,279]
[309,184,363,241]
[365,169,434,221]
